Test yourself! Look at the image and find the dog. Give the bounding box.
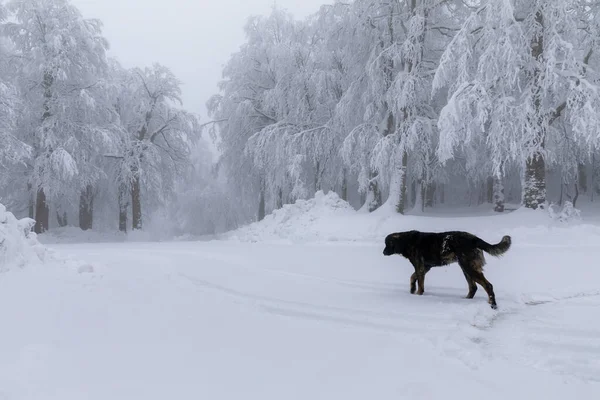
[382,230,511,309]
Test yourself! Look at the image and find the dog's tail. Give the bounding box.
[476,235,511,256]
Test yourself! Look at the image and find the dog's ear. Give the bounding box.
[393,235,405,254]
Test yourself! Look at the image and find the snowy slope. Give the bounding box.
[2,196,599,399]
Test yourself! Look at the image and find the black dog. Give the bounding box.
[383,230,511,309]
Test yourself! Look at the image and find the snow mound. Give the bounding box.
[226,190,600,247]
[227,191,356,243]
[548,201,581,223]
[0,203,47,270]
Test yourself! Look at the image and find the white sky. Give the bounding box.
[72,0,329,121]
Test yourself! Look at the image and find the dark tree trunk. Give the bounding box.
[79,184,94,230]
[578,163,588,194]
[486,177,494,203]
[34,188,49,234]
[314,161,320,194]
[341,168,348,202]
[258,188,266,221]
[131,174,142,230]
[118,183,128,233]
[276,187,283,209]
[573,183,579,208]
[425,181,436,208]
[27,183,34,219]
[395,151,408,214]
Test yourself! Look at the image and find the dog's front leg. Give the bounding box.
[410,259,426,295]
[410,272,417,294]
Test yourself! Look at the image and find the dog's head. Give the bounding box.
[383,232,407,256]
[383,231,417,256]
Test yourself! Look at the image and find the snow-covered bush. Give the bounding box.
[548,201,581,223]
[0,203,46,270]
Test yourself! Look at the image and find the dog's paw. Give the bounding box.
[490,303,498,310]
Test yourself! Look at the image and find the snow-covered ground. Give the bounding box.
[1,194,600,399]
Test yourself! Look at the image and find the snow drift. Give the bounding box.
[227,190,357,243]
[0,203,47,270]
[227,191,600,248]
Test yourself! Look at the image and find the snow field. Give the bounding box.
[1,194,599,398]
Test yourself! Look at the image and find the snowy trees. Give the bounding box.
[209,0,600,221]
[2,0,111,232]
[4,0,600,236]
[109,64,199,230]
[0,0,210,235]
[435,0,600,210]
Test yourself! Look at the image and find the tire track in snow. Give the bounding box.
[177,273,457,335]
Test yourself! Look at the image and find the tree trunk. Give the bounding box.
[572,183,579,208]
[276,187,283,209]
[34,187,49,234]
[388,150,408,213]
[578,163,588,194]
[79,184,94,230]
[258,188,266,221]
[425,181,436,208]
[27,183,34,219]
[523,152,546,209]
[593,153,600,202]
[56,210,68,227]
[341,168,348,202]
[486,177,494,203]
[118,183,128,232]
[412,180,424,213]
[524,9,546,210]
[439,183,445,204]
[367,174,382,212]
[131,174,142,230]
[314,161,320,194]
[493,176,505,212]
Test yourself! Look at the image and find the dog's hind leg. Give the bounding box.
[471,271,497,309]
[462,270,477,299]
[459,254,497,309]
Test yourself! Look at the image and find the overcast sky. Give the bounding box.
[72,0,330,122]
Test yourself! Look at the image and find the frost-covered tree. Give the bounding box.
[434,0,600,210]
[208,9,303,218]
[109,63,199,230]
[2,0,111,232]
